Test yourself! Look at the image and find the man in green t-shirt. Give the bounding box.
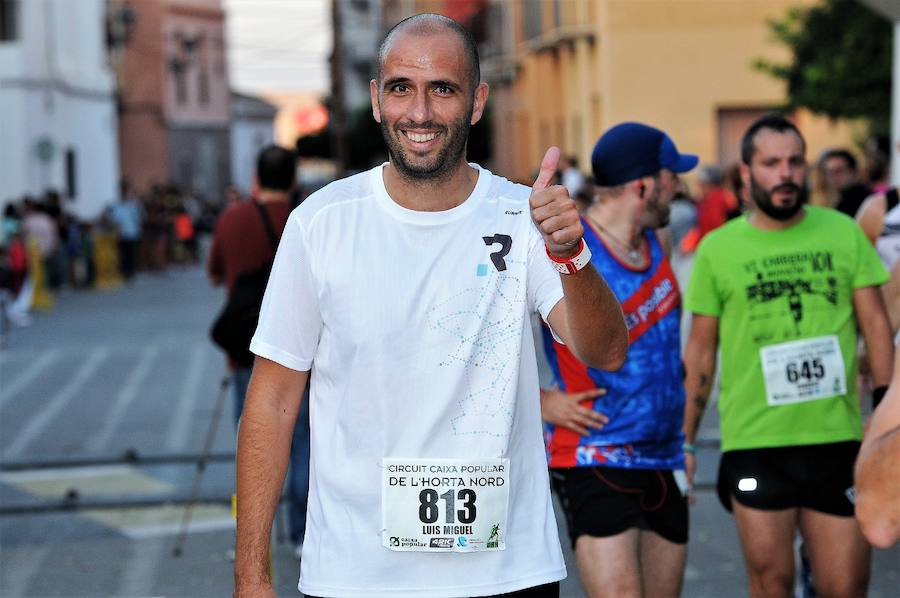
[682,113,893,597]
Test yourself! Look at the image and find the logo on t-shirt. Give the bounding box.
[744,251,837,328]
[482,234,512,272]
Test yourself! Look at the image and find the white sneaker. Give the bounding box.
[293,542,303,560]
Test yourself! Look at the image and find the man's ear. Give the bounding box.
[370,79,381,123]
[251,176,260,197]
[633,178,648,200]
[740,163,751,193]
[470,82,490,125]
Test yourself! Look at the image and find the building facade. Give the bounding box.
[0,0,120,220]
[230,92,277,195]
[381,0,863,185]
[115,0,231,201]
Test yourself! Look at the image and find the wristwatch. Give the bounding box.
[546,239,592,275]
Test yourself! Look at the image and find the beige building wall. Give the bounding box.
[377,0,862,186]
[487,0,862,185]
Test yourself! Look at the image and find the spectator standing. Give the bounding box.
[108,182,144,280]
[695,165,739,239]
[21,197,59,268]
[562,155,586,197]
[208,145,310,557]
[820,148,872,218]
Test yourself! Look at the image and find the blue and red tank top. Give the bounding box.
[543,220,686,470]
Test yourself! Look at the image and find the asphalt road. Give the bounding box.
[0,261,897,597]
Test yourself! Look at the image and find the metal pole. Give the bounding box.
[172,375,230,557]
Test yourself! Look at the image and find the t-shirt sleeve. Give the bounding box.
[526,221,564,322]
[851,222,889,288]
[684,242,722,316]
[250,214,322,371]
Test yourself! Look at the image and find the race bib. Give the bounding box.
[759,335,846,406]
[381,458,509,553]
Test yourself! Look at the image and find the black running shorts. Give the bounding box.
[550,466,688,547]
[716,440,859,516]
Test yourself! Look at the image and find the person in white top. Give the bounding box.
[233,13,628,598]
[561,156,586,198]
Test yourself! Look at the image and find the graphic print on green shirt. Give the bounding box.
[685,207,888,451]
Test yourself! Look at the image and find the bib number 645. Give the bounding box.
[419,488,476,524]
[785,358,825,383]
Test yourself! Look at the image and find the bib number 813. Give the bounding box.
[785,358,825,383]
[418,489,476,524]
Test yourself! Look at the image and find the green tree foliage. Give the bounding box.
[755,0,892,134]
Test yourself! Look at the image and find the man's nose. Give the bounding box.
[778,161,793,179]
[407,90,432,123]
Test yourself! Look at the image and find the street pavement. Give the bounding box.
[0,261,898,597]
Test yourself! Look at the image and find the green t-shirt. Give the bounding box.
[685,206,888,451]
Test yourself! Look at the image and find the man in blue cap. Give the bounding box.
[541,122,697,598]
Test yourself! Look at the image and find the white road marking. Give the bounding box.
[4,347,109,459]
[0,349,62,412]
[165,343,208,452]
[87,344,160,453]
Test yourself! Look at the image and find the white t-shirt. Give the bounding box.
[251,163,567,597]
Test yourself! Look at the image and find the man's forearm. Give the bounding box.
[682,319,719,443]
[234,366,305,590]
[559,265,627,370]
[855,423,900,548]
[683,363,714,443]
[856,286,894,388]
[864,326,894,389]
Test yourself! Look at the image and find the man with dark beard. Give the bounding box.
[233,13,628,598]
[682,113,893,598]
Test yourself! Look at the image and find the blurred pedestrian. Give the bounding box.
[820,148,871,218]
[668,187,697,252]
[542,122,697,598]
[562,155,585,197]
[208,145,309,558]
[233,13,627,598]
[683,113,892,598]
[695,165,739,236]
[856,142,900,334]
[141,191,168,272]
[109,182,144,281]
[21,197,59,273]
[173,207,196,263]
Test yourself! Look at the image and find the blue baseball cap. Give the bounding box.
[591,122,699,186]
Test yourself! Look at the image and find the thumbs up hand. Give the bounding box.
[530,147,583,258]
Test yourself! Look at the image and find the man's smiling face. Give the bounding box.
[371,29,486,181]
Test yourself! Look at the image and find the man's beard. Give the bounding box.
[644,185,670,228]
[749,174,807,221]
[379,109,472,182]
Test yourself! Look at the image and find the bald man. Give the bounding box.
[233,13,627,597]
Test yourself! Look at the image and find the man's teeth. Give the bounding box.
[405,132,437,142]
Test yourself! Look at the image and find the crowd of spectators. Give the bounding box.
[0,183,222,332]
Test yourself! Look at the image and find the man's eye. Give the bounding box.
[435,85,452,94]
[392,84,409,93]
